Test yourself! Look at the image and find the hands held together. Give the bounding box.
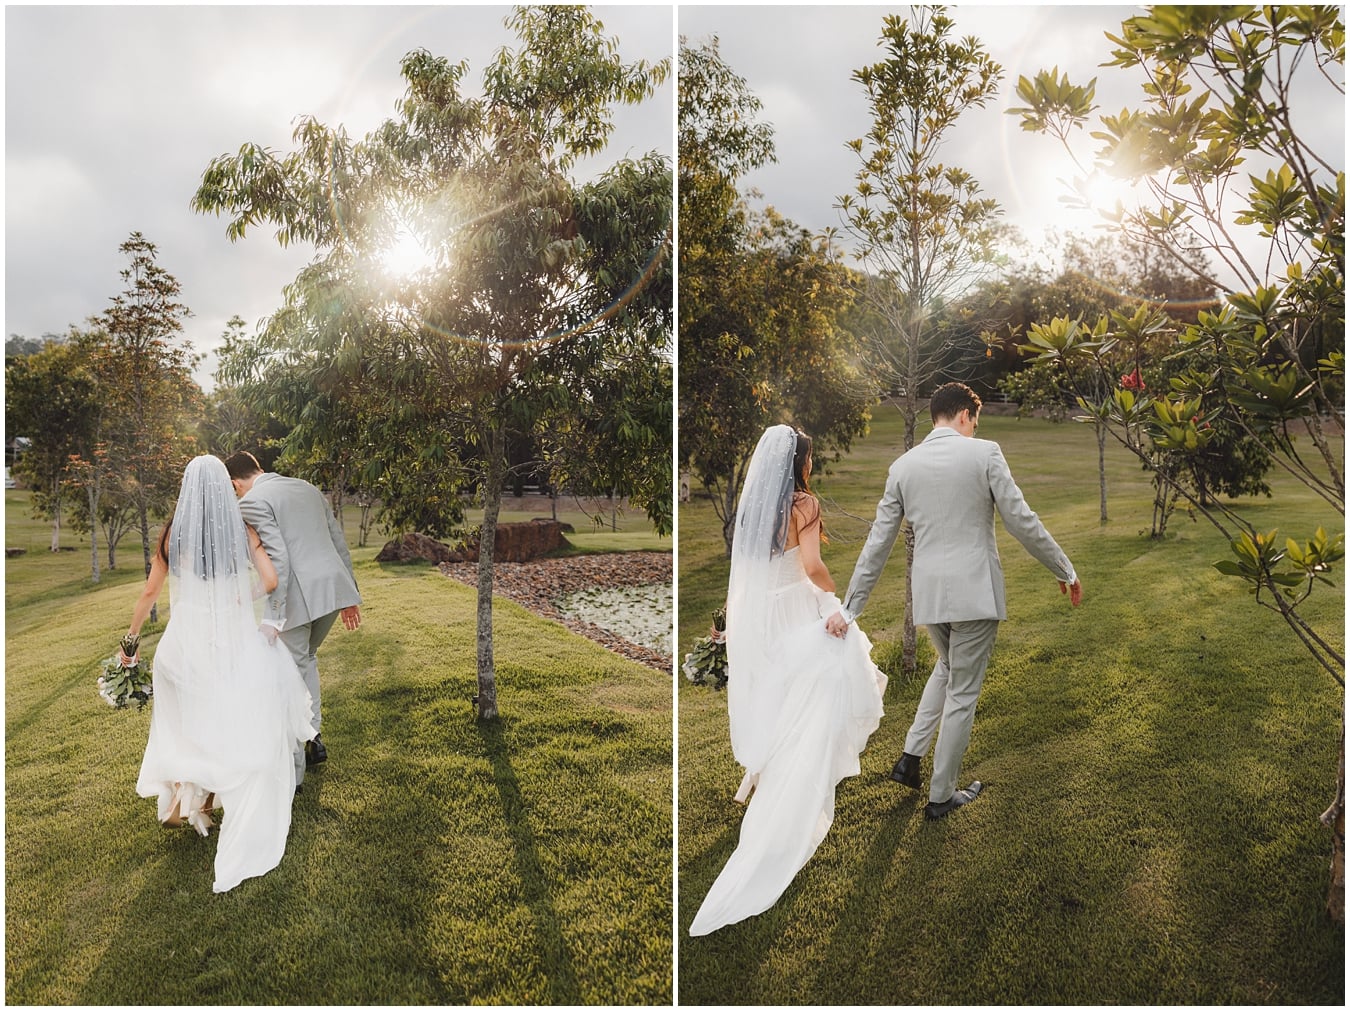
[824,578,1082,640]
[824,611,850,639]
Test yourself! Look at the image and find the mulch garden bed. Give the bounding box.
[440,552,672,674]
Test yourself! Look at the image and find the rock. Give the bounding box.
[375,532,456,565]
[444,520,569,563]
[6,547,26,558]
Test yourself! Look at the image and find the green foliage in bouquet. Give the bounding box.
[97,634,152,711]
[682,607,728,690]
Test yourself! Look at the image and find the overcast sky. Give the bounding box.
[678,4,1344,281]
[5,4,674,386]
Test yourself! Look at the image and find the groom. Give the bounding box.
[825,382,1082,820]
[224,452,361,783]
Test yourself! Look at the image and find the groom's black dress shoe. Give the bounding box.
[890,752,922,789]
[924,781,984,821]
[305,735,328,767]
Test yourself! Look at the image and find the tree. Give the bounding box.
[679,35,871,556]
[1010,4,1345,918]
[198,317,290,472]
[4,336,97,551]
[96,233,202,599]
[193,7,671,721]
[5,332,60,361]
[985,231,1253,531]
[63,326,117,583]
[834,5,1005,671]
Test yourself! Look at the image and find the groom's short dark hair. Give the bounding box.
[223,451,263,480]
[929,382,982,423]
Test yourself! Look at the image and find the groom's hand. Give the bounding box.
[1059,579,1083,607]
[340,605,362,631]
[825,611,850,638]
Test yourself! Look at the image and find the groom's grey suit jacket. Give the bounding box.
[842,427,1074,626]
[239,472,361,628]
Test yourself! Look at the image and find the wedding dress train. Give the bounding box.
[690,546,887,935]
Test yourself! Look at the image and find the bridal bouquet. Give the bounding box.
[682,607,728,690]
[97,634,153,711]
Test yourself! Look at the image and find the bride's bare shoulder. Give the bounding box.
[791,491,820,524]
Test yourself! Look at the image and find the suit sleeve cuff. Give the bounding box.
[838,605,856,624]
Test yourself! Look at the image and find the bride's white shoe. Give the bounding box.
[164,782,214,836]
[734,771,760,804]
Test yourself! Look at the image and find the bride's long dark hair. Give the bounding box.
[791,429,826,542]
[793,430,813,493]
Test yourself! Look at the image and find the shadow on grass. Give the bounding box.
[809,784,929,990]
[476,718,581,1005]
[66,632,457,1005]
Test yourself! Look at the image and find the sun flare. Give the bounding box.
[1061,169,1142,226]
[377,227,436,280]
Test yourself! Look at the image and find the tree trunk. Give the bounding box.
[108,539,117,570]
[1304,413,1345,505]
[87,485,101,584]
[1096,419,1109,523]
[1323,712,1345,922]
[900,400,918,674]
[474,423,506,721]
[137,494,156,623]
[721,475,737,558]
[1151,472,1180,539]
[358,498,373,548]
[49,479,62,552]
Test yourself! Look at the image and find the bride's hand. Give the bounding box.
[824,611,850,638]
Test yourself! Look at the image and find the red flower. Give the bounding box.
[1120,369,1145,391]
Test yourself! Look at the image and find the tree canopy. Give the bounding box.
[678,34,871,556]
[193,6,672,719]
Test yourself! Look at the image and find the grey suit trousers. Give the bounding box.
[281,611,338,782]
[903,619,1000,804]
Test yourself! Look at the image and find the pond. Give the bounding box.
[553,582,672,656]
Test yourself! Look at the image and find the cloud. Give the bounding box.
[5,4,672,389]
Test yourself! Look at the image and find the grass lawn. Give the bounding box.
[5,493,673,1004]
[677,409,1344,1005]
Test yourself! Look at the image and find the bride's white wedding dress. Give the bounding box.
[689,545,887,936]
[138,597,314,893]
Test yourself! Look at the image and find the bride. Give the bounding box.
[689,425,888,936]
[120,455,315,892]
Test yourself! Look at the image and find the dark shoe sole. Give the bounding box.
[924,781,985,820]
